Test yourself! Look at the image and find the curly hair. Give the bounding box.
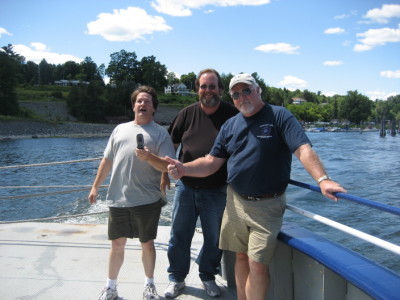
[130,85,159,111]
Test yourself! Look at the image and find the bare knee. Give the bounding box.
[236,252,249,262]
[141,239,155,252]
[249,259,269,276]
[111,237,127,252]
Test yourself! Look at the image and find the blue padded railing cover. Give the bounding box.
[278,222,400,300]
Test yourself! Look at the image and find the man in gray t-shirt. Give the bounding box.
[89,86,175,300]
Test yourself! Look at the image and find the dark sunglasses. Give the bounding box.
[231,87,252,100]
[200,84,216,90]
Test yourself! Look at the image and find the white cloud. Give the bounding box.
[321,91,338,97]
[151,0,270,17]
[380,69,400,79]
[254,43,300,54]
[12,43,82,64]
[323,60,343,66]
[354,27,400,51]
[334,10,358,20]
[31,42,48,51]
[324,27,345,34]
[0,27,12,38]
[363,4,400,24]
[278,75,307,90]
[86,7,172,42]
[366,90,398,100]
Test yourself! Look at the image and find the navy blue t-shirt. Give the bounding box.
[210,104,311,196]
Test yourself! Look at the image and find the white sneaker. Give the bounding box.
[164,281,185,298]
[143,283,159,300]
[202,280,221,297]
[98,286,118,300]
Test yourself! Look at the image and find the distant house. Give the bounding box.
[164,83,195,96]
[292,97,307,105]
[54,80,89,86]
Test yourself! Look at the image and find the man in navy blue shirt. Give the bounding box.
[166,73,346,300]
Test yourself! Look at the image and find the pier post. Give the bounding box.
[379,119,386,137]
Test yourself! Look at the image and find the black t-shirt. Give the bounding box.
[168,101,238,188]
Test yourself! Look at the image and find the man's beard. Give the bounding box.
[200,93,220,108]
[237,101,256,115]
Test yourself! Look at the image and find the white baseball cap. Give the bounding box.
[229,73,259,90]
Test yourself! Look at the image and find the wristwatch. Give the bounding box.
[317,175,332,184]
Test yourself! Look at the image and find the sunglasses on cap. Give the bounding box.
[200,84,216,90]
[231,87,252,100]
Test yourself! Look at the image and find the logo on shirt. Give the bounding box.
[257,124,273,139]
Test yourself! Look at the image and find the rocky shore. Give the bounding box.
[0,106,181,139]
[0,120,119,139]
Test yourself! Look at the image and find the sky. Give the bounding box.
[1,0,399,100]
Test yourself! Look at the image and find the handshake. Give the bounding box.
[166,156,184,179]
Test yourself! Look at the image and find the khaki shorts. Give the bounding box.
[219,185,286,265]
[108,199,162,243]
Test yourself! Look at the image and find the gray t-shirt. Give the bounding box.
[104,121,175,207]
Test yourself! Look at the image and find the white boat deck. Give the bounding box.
[0,222,237,300]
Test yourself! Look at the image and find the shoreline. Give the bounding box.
[0,106,180,140]
[0,120,119,140]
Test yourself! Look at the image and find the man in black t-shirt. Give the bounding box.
[164,69,238,298]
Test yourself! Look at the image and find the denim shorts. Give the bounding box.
[219,185,286,265]
[108,200,162,243]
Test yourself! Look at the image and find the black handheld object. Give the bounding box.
[136,133,144,149]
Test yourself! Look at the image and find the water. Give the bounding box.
[0,132,399,273]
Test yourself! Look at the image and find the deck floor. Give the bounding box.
[0,222,237,300]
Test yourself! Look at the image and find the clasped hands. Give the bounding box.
[166,156,184,179]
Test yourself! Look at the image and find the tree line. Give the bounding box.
[1,43,399,124]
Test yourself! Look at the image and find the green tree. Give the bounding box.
[320,103,333,122]
[338,91,373,123]
[374,100,391,121]
[181,72,196,91]
[388,95,400,121]
[302,89,318,103]
[270,88,285,106]
[21,61,38,85]
[287,102,322,122]
[167,72,179,85]
[63,61,80,80]
[104,81,135,118]
[139,55,168,91]
[106,50,140,85]
[80,57,103,83]
[0,46,20,115]
[67,82,106,122]
[38,59,55,85]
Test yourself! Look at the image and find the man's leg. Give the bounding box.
[167,182,197,282]
[197,186,226,281]
[141,239,156,278]
[235,252,250,300]
[235,253,269,300]
[246,258,269,300]
[108,237,127,279]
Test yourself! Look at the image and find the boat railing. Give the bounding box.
[1,159,399,255]
[288,179,400,255]
[1,158,400,299]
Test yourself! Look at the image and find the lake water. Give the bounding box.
[0,131,399,273]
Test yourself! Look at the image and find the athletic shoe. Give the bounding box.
[98,286,118,300]
[202,280,221,297]
[164,281,185,298]
[143,283,159,300]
